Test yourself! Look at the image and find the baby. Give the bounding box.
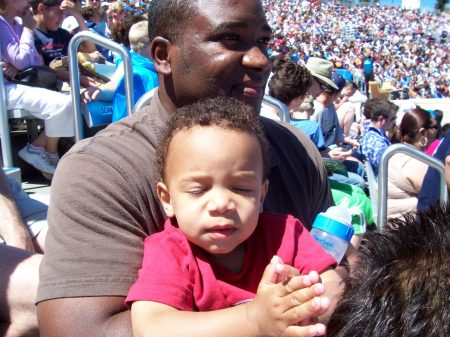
[126,97,341,337]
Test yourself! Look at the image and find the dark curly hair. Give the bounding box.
[268,61,312,105]
[147,0,199,43]
[156,97,269,182]
[327,205,450,337]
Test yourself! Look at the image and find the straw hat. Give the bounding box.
[305,57,338,90]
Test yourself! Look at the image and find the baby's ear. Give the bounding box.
[157,182,175,217]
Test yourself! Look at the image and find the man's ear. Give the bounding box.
[157,181,175,217]
[37,3,46,15]
[259,179,269,212]
[151,37,172,76]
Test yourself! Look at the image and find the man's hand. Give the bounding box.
[1,62,19,79]
[343,137,360,148]
[88,51,106,64]
[247,257,329,337]
[80,75,100,88]
[328,147,353,161]
[60,0,80,16]
[22,8,36,31]
[81,86,101,103]
[60,0,97,52]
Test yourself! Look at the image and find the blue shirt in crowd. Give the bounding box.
[290,118,326,151]
[112,52,159,122]
[361,126,391,176]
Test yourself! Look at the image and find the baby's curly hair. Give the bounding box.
[156,97,269,182]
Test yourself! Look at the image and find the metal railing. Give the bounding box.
[131,88,157,114]
[68,31,134,142]
[262,95,290,123]
[0,42,12,168]
[377,143,448,231]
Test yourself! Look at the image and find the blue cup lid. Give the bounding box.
[312,213,354,242]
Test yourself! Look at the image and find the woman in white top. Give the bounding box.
[387,107,438,217]
[0,0,74,176]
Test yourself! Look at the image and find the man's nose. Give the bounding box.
[242,46,270,72]
[206,190,236,214]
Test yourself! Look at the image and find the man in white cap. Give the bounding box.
[305,56,338,98]
[306,58,365,188]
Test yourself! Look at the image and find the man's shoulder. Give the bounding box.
[362,129,389,154]
[34,27,71,42]
[33,28,47,39]
[64,105,163,167]
[50,27,72,44]
[261,117,316,149]
[362,127,380,139]
[262,116,304,137]
[304,119,320,126]
[56,27,72,38]
[292,119,321,133]
[311,103,324,120]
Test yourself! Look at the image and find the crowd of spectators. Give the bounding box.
[1,0,158,177]
[263,0,450,99]
[1,1,449,337]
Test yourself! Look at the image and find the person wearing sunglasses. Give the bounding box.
[305,57,337,99]
[307,62,366,189]
[387,107,438,218]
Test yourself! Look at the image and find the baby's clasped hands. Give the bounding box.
[248,256,330,337]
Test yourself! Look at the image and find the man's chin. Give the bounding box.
[229,94,263,116]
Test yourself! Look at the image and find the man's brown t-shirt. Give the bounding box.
[37,91,332,302]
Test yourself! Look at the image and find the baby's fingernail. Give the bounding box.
[309,270,319,279]
[313,283,324,293]
[308,326,318,335]
[320,297,330,309]
[315,323,326,335]
[312,297,321,309]
[271,255,283,264]
[302,275,312,286]
[275,264,285,273]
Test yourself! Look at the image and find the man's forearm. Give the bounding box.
[38,297,133,337]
